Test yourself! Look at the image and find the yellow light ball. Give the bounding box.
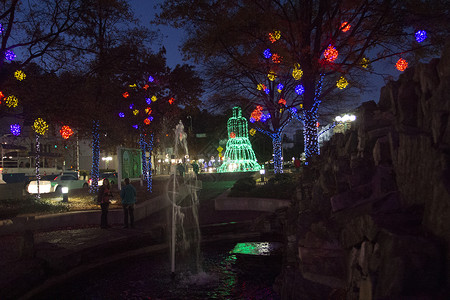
[14,70,26,81]
[151,95,157,102]
[33,118,48,135]
[336,76,349,89]
[5,95,18,108]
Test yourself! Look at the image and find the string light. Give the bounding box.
[396,58,408,71]
[146,98,151,104]
[340,22,351,32]
[267,71,276,81]
[272,53,281,63]
[119,112,125,118]
[264,88,270,94]
[249,128,256,136]
[151,95,157,102]
[168,97,175,104]
[5,50,16,61]
[145,107,152,114]
[60,125,74,139]
[129,83,137,88]
[10,123,21,136]
[143,84,149,90]
[292,63,303,80]
[217,107,261,173]
[323,45,338,62]
[251,105,263,121]
[277,83,284,91]
[336,76,348,89]
[33,118,48,135]
[268,30,281,43]
[361,57,370,68]
[129,103,134,109]
[263,49,272,58]
[123,92,129,98]
[415,30,427,43]
[90,120,100,193]
[5,95,18,107]
[257,83,266,91]
[0,23,3,34]
[144,118,151,125]
[0,91,4,102]
[148,75,154,82]
[295,84,305,95]
[133,109,139,115]
[278,98,286,106]
[14,70,26,81]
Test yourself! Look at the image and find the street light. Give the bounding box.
[102,156,112,170]
[260,168,265,183]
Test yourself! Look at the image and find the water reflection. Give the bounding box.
[35,242,280,299]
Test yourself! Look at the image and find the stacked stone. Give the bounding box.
[274,45,450,299]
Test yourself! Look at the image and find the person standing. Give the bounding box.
[98,178,113,229]
[120,178,137,228]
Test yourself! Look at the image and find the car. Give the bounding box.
[26,174,60,194]
[88,172,118,186]
[53,174,88,193]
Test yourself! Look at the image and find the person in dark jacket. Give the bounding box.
[120,178,137,228]
[98,178,113,229]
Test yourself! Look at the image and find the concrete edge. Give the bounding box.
[0,195,170,235]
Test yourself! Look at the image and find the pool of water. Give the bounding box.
[35,241,281,299]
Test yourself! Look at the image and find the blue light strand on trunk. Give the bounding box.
[90,120,100,194]
[139,131,149,187]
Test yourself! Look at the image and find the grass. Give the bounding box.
[0,180,166,220]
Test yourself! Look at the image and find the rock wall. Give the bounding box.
[274,48,450,299]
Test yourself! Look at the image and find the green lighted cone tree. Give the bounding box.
[218,107,261,173]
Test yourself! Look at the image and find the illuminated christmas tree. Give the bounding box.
[218,107,261,173]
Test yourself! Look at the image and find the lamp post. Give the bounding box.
[62,186,69,202]
[260,168,265,183]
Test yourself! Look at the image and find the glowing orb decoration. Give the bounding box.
[278,98,286,106]
[295,84,305,95]
[267,71,276,81]
[264,88,270,94]
[119,112,125,118]
[257,83,266,91]
[292,64,303,80]
[251,105,263,122]
[272,53,281,63]
[323,45,338,62]
[145,107,152,114]
[230,132,236,138]
[144,118,151,125]
[0,23,3,34]
[0,91,4,103]
[317,122,320,128]
[14,70,26,81]
[269,30,281,43]
[336,76,349,89]
[299,103,303,108]
[415,30,427,43]
[5,50,16,61]
[151,95,157,102]
[60,125,74,139]
[361,57,370,68]
[277,83,284,91]
[5,95,18,107]
[148,116,154,121]
[396,58,408,71]
[133,109,139,115]
[340,22,351,32]
[10,123,21,136]
[148,75,154,82]
[132,125,138,129]
[143,84,149,90]
[33,118,48,135]
[129,103,134,109]
[249,128,256,136]
[146,98,151,104]
[123,92,129,98]
[168,97,175,104]
[129,83,137,88]
[263,49,272,58]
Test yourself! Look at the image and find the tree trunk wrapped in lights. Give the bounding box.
[218,107,261,173]
[90,120,100,194]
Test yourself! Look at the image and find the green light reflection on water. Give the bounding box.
[230,242,272,256]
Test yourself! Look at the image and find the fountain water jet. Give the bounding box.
[167,121,204,279]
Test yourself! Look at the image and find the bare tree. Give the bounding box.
[156,0,449,171]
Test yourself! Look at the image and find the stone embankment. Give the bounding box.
[274,47,450,299]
